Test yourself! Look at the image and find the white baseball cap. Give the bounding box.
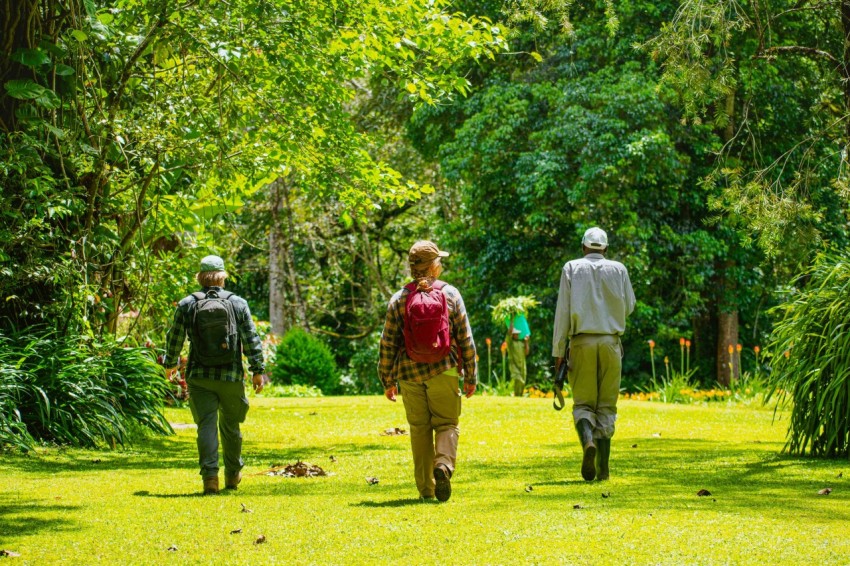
[582,227,608,249]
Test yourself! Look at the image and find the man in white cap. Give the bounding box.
[552,228,635,481]
[162,255,265,494]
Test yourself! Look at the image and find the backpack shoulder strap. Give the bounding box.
[431,280,446,290]
[403,282,418,293]
[191,292,206,301]
[218,290,234,300]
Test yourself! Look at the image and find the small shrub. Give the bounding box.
[339,335,382,395]
[271,328,340,394]
[260,383,324,398]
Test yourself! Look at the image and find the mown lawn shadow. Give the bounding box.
[0,496,80,538]
[351,498,431,508]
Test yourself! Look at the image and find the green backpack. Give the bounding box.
[190,290,238,366]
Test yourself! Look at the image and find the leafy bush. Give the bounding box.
[0,329,173,449]
[767,253,850,457]
[259,383,324,398]
[271,328,340,394]
[339,334,382,395]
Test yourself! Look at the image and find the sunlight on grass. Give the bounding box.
[1,397,847,564]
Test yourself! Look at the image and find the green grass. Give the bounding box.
[1,396,848,564]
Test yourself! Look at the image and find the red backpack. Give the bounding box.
[402,280,452,363]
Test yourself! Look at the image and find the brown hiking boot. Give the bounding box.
[434,466,452,502]
[225,472,242,490]
[203,476,219,495]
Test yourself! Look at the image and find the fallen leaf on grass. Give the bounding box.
[254,534,266,545]
[601,492,610,499]
[631,444,637,448]
[230,528,242,534]
[366,476,380,485]
[167,545,178,552]
[573,504,583,510]
[263,461,327,478]
[380,427,408,436]
[330,455,337,463]
[525,485,533,492]
[818,488,832,495]
[92,459,101,464]
[837,472,843,479]
[0,550,21,557]
[309,411,318,416]
[241,503,253,513]
[651,433,661,438]
[696,489,712,497]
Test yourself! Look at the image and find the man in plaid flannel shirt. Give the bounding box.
[163,255,265,494]
[379,240,477,502]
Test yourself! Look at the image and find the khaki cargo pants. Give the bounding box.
[399,371,462,498]
[187,377,250,479]
[567,334,622,439]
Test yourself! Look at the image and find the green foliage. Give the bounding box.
[767,253,850,457]
[491,295,539,324]
[258,383,324,399]
[271,328,340,394]
[0,328,172,449]
[339,334,382,395]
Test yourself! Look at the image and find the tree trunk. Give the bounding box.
[268,178,289,337]
[842,1,850,166]
[280,177,310,331]
[716,310,739,386]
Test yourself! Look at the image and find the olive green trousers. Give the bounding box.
[567,334,622,439]
[399,372,462,498]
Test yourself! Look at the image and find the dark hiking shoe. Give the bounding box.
[596,438,611,481]
[203,476,219,495]
[576,419,597,481]
[434,466,452,502]
[225,472,242,490]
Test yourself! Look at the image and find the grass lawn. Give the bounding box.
[1,395,848,565]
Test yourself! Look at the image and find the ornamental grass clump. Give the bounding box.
[767,253,850,457]
[0,329,172,449]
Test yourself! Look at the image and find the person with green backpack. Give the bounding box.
[162,255,265,495]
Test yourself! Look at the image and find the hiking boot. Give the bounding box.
[575,419,597,481]
[225,472,242,490]
[203,476,219,495]
[434,466,452,502]
[596,438,611,481]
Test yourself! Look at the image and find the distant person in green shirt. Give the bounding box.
[505,315,530,396]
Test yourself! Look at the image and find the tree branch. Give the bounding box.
[756,45,840,67]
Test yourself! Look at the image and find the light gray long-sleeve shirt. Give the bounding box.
[552,253,636,357]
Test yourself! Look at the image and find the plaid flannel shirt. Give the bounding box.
[378,281,477,390]
[163,287,265,382]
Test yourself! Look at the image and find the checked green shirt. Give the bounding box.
[163,287,265,382]
[378,280,478,391]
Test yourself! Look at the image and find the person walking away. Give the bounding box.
[378,240,478,502]
[162,255,265,494]
[552,228,635,481]
[505,315,530,397]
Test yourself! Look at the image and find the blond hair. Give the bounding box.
[410,258,441,289]
[197,270,228,288]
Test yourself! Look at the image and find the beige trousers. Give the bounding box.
[399,372,462,497]
[567,334,622,439]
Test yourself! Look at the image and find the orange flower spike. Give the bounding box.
[685,340,691,348]
[500,341,508,353]
[784,350,790,359]
[736,343,743,353]
[663,356,669,364]
[648,340,655,349]
[485,337,492,346]
[727,344,734,355]
[754,345,761,354]
[679,337,685,346]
